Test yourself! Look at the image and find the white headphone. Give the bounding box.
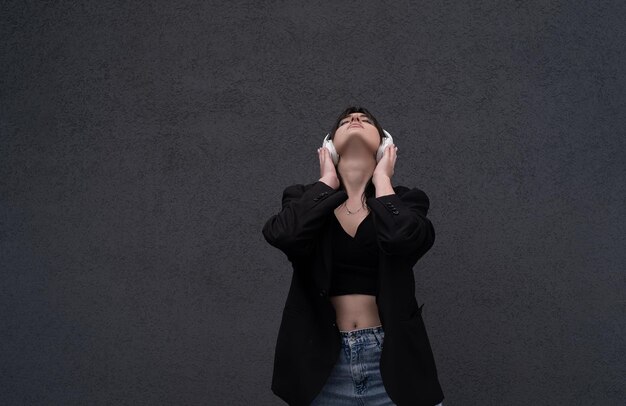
[322,129,394,166]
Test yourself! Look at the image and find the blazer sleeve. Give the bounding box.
[366,186,435,258]
[262,180,348,258]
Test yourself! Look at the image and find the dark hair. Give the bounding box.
[328,106,385,207]
[328,106,385,143]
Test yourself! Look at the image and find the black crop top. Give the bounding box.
[328,212,379,297]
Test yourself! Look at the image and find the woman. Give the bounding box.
[262,107,444,405]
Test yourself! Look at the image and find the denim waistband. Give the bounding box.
[339,325,384,338]
[339,325,385,348]
[339,324,383,335]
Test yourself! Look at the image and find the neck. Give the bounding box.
[337,150,376,201]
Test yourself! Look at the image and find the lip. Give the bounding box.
[348,124,363,129]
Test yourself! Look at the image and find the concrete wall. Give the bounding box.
[1,1,624,404]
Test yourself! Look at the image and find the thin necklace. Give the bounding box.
[343,201,368,215]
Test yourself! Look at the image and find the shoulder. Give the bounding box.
[393,185,429,200]
[282,183,305,194]
[391,185,431,212]
[280,181,338,203]
[282,181,322,195]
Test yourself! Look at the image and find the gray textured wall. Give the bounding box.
[1,1,624,405]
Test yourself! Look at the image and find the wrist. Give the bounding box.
[372,175,394,197]
[318,176,339,190]
[372,174,391,186]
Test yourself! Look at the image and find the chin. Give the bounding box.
[338,137,377,155]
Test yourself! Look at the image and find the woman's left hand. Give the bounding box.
[372,143,398,182]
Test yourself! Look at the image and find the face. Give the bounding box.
[331,113,381,158]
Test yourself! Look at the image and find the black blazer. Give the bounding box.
[262,180,444,406]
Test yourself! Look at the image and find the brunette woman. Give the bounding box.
[263,107,444,406]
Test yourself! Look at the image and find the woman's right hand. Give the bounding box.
[317,147,340,189]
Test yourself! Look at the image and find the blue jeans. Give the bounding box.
[310,325,444,406]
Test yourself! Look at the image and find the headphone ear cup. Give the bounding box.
[322,133,339,165]
[376,130,394,162]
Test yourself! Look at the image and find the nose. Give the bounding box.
[349,115,362,125]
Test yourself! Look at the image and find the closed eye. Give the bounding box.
[339,117,372,125]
